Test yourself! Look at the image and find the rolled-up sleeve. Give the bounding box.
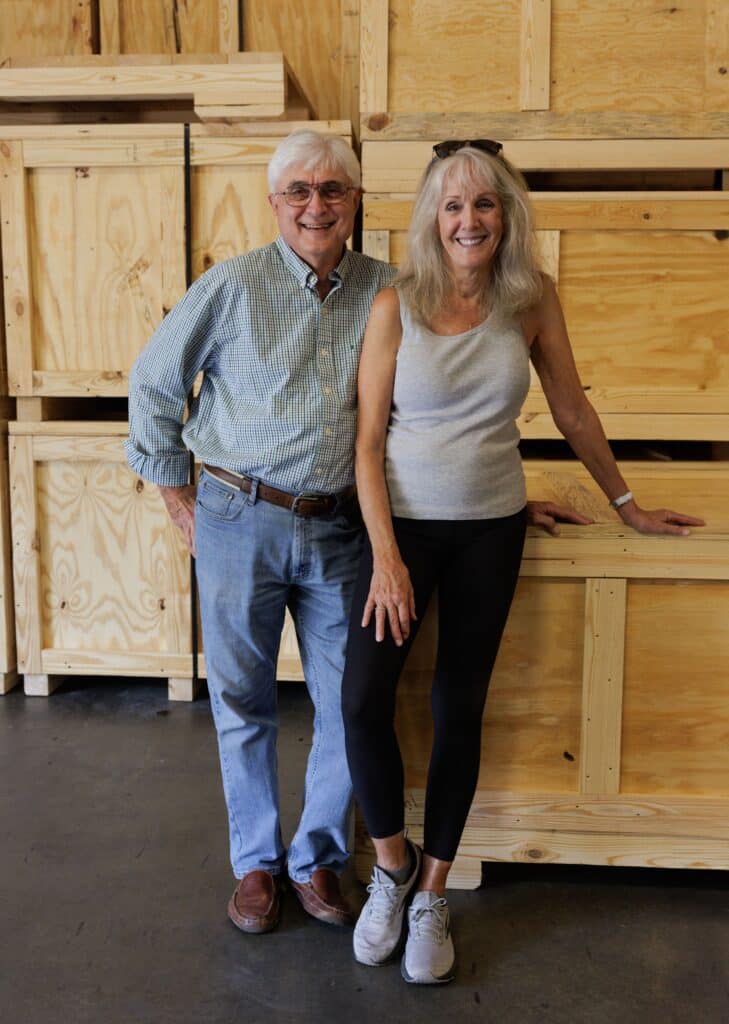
[125,274,217,486]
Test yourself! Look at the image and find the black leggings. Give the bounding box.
[341,508,527,863]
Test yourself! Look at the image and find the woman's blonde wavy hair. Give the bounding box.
[394,147,543,326]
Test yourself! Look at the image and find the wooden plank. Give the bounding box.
[522,460,729,530]
[21,137,183,167]
[28,371,129,397]
[8,435,42,674]
[219,0,240,55]
[362,140,729,191]
[9,420,129,437]
[707,0,729,112]
[0,440,16,676]
[0,58,287,114]
[364,193,729,231]
[580,579,626,795]
[403,788,729,841]
[0,140,33,395]
[360,111,729,140]
[362,229,390,262]
[453,829,729,871]
[168,677,201,701]
[42,650,194,676]
[0,668,19,694]
[520,0,551,111]
[520,531,729,581]
[98,0,121,54]
[536,229,559,281]
[24,673,62,696]
[359,0,389,113]
[519,412,729,442]
[160,164,186,318]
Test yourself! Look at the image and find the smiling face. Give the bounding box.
[268,161,360,277]
[436,169,504,276]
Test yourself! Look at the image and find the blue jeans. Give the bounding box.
[194,470,362,882]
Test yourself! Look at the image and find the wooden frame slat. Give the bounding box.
[359,0,389,113]
[0,141,34,396]
[520,0,551,111]
[580,579,626,795]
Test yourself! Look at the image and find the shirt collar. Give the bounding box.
[275,236,352,290]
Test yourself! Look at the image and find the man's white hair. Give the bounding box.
[267,130,361,191]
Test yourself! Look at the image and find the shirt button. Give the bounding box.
[323,386,332,396]
[324,427,332,436]
[320,348,329,357]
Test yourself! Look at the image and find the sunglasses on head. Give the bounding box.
[432,139,503,160]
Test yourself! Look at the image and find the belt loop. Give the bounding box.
[247,478,259,505]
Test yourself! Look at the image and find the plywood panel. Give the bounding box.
[115,0,221,54]
[0,0,93,56]
[191,165,276,276]
[397,579,584,794]
[621,580,729,797]
[28,165,169,378]
[243,0,356,121]
[387,0,521,114]
[551,1,710,114]
[36,458,190,656]
[558,230,729,395]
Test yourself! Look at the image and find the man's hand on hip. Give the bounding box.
[158,484,197,556]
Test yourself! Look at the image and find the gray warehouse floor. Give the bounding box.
[1,680,727,1024]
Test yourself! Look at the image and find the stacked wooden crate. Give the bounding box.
[0,3,354,697]
[356,0,729,883]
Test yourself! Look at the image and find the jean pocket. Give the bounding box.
[196,474,246,521]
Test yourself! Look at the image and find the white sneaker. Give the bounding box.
[401,891,455,984]
[353,842,422,966]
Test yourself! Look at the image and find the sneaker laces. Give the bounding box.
[364,877,400,923]
[410,898,448,941]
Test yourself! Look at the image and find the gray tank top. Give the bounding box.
[385,291,530,519]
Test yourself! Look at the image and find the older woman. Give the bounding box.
[341,141,704,984]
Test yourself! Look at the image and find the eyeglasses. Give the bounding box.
[432,139,503,160]
[271,181,357,207]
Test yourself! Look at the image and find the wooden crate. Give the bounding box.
[7,421,312,698]
[354,460,729,886]
[362,160,729,442]
[360,0,729,139]
[0,121,350,404]
[0,1,239,57]
[8,421,193,697]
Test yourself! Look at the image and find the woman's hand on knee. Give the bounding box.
[362,560,417,646]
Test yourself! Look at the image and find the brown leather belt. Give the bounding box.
[202,465,355,518]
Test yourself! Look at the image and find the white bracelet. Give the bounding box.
[609,490,633,510]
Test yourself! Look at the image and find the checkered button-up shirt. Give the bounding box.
[125,237,395,492]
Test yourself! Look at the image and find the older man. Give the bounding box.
[125,130,395,933]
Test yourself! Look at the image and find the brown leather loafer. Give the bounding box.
[289,867,355,927]
[228,870,283,934]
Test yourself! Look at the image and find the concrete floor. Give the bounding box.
[1,680,727,1024]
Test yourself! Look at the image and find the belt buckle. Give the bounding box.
[291,492,323,516]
